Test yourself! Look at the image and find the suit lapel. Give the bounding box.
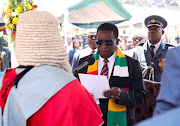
[153,42,165,59]
[144,42,152,65]
[110,65,115,82]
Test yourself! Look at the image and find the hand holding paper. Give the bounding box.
[103,87,121,100]
[78,73,110,98]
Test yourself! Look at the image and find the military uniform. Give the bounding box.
[134,41,174,82]
[133,15,174,82]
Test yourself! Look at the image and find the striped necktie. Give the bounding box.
[100,59,109,78]
[91,49,95,54]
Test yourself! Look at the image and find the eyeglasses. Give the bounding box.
[96,40,114,46]
[132,37,143,41]
[88,35,96,39]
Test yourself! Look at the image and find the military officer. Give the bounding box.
[133,15,174,82]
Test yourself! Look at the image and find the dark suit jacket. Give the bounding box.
[75,55,146,126]
[68,48,77,67]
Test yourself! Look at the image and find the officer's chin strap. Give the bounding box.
[13,65,34,88]
[142,66,154,81]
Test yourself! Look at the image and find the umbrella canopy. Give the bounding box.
[58,0,132,28]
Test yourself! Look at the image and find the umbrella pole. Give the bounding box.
[64,9,69,47]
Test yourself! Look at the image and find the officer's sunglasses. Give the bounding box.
[132,37,143,41]
[96,40,114,46]
[88,35,96,38]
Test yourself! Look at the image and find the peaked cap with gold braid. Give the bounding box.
[145,15,167,28]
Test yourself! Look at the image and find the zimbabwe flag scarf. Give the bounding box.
[87,47,129,126]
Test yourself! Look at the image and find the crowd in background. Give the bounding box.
[0,30,179,73]
[66,32,180,72]
[120,0,180,8]
[66,33,146,71]
[66,35,87,67]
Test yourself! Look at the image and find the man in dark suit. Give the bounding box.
[133,15,174,82]
[75,23,146,126]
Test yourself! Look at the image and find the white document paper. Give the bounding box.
[78,73,110,98]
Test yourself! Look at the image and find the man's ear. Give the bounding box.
[162,29,164,35]
[116,39,120,45]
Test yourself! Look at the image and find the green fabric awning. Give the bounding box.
[58,0,132,28]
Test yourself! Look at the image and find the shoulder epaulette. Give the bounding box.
[165,43,175,47]
[136,42,144,47]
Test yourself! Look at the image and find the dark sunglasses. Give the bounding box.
[96,40,114,46]
[88,35,96,38]
[132,37,143,41]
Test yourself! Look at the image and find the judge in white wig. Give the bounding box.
[0,11,103,126]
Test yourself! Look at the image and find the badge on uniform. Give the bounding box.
[158,59,165,71]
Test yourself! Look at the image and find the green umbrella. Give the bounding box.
[58,0,132,28]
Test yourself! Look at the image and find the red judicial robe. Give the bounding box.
[27,80,103,126]
[0,68,103,126]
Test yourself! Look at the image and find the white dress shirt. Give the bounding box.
[148,40,161,55]
[98,51,116,80]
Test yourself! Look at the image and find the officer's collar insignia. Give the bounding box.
[162,43,165,49]
[150,19,156,23]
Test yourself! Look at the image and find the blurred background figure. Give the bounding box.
[68,39,81,66]
[132,34,146,48]
[71,30,97,71]
[0,30,11,72]
[124,38,133,51]
[65,36,72,53]
[175,35,180,46]
[119,33,129,51]
[122,34,146,57]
